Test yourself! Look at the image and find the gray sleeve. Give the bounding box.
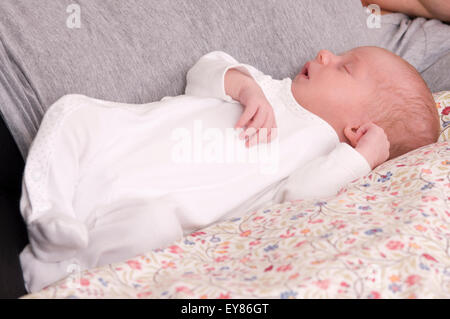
[421,51,450,92]
[420,19,450,92]
[422,19,450,72]
[369,12,450,91]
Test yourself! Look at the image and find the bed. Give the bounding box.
[21,92,450,299]
[1,1,450,299]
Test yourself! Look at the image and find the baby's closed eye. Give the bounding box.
[342,64,351,75]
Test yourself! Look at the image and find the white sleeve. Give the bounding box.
[274,143,372,202]
[185,51,273,102]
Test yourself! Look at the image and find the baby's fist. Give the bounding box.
[354,122,390,169]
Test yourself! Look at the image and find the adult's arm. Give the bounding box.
[362,0,450,22]
[418,0,450,21]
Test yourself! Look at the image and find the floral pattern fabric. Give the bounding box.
[22,92,450,299]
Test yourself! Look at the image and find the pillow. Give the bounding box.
[433,91,450,141]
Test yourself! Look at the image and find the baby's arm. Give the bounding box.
[185,51,242,101]
[274,123,389,201]
[186,51,269,100]
[273,143,371,202]
[186,51,277,146]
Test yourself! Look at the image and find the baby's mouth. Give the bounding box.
[300,61,310,79]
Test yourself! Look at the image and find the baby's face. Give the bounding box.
[292,46,395,142]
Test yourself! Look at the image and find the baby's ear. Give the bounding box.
[344,124,364,148]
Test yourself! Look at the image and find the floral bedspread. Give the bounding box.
[23,92,450,299]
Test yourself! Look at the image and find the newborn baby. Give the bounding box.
[20,46,439,292]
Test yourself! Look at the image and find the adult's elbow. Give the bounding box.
[418,0,450,22]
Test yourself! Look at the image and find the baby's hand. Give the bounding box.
[236,85,278,148]
[354,122,390,169]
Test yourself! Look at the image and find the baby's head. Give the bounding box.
[292,46,440,159]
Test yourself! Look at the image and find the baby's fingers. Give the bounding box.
[245,115,275,148]
[235,103,258,129]
[266,110,278,142]
[258,114,275,144]
[240,108,267,140]
[246,133,259,148]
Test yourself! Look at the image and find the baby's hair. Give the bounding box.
[366,53,440,159]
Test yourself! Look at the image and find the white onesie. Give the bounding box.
[19,51,371,292]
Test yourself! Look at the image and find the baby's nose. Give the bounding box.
[316,49,335,65]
